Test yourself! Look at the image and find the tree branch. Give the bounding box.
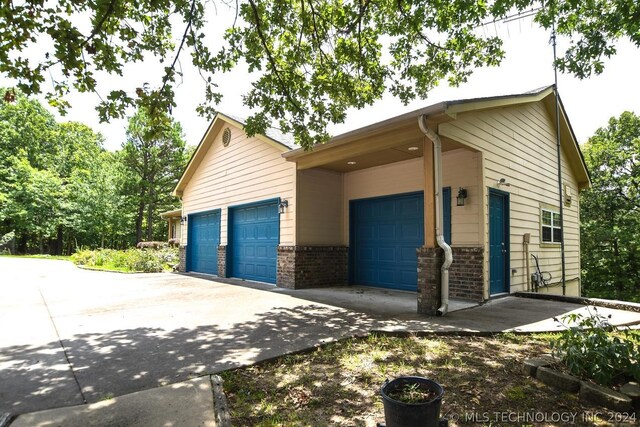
[157,0,197,102]
[81,0,118,50]
[44,0,118,70]
[247,0,304,113]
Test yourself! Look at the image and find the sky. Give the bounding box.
[3,9,639,152]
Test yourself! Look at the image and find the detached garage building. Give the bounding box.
[173,86,590,314]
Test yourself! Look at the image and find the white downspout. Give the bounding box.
[418,115,453,316]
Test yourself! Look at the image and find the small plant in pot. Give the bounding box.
[380,376,444,427]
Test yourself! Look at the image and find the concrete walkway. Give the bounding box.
[10,376,219,427]
[2,257,639,426]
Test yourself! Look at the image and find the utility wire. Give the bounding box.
[474,7,542,30]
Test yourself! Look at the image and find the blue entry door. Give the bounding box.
[187,210,221,275]
[489,189,509,295]
[350,192,424,291]
[229,200,279,284]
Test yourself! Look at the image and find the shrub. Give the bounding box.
[551,307,640,385]
[71,247,179,273]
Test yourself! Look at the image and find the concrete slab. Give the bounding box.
[373,296,640,333]
[11,376,217,427]
[3,257,640,425]
[275,285,480,318]
[0,258,372,416]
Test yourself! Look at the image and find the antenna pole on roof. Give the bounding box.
[551,21,567,295]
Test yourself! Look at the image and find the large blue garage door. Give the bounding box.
[187,210,221,275]
[229,199,279,284]
[350,192,424,291]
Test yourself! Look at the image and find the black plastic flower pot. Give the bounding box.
[380,376,444,427]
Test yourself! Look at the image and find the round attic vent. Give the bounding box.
[222,127,232,147]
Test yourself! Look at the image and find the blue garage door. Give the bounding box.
[229,200,279,284]
[350,192,424,291]
[187,210,221,275]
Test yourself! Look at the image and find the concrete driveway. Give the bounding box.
[0,258,373,416]
[2,257,639,419]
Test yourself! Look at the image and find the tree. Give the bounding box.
[0,90,129,253]
[121,108,188,243]
[580,111,640,302]
[0,91,61,252]
[1,0,638,147]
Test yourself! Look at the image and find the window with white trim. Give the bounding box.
[541,208,562,243]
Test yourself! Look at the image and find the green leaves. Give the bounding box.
[1,0,638,148]
[580,112,640,302]
[1,89,132,253]
[552,308,639,385]
[535,0,639,78]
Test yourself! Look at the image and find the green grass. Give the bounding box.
[0,254,72,261]
[76,263,140,273]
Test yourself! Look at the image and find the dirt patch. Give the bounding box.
[221,333,634,426]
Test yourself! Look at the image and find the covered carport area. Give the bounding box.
[284,107,485,314]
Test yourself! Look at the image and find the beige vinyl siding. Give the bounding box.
[181,123,296,246]
[342,158,423,244]
[439,101,581,296]
[442,149,482,246]
[297,168,343,245]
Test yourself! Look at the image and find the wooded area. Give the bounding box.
[0,91,191,254]
[580,112,640,302]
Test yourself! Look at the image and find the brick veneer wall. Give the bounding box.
[277,247,296,289]
[217,245,227,277]
[417,246,443,315]
[449,247,484,301]
[277,246,348,289]
[178,246,187,272]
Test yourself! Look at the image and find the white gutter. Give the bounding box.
[418,115,453,316]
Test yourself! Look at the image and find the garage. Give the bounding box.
[350,192,425,291]
[187,210,221,275]
[229,199,280,284]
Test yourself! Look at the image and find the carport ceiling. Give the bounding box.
[318,136,464,172]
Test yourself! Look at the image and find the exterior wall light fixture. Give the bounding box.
[456,187,468,206]
[180,216,188,224]
[279,199,289,214]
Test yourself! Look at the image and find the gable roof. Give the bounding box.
[283,85,590,189]
[172,112,297,197]
[174,86,590,197]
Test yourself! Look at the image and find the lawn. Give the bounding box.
[221,333,625,426]
[0,254,72,261]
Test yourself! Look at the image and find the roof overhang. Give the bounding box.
[281,104,467,172]
[172,113,291,197]
[541,94,591,190]
[160,209,181,219]
[282,85,590,189]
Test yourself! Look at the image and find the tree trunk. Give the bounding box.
[54,225,63,255]
[136,198,145,244]
[18,234,27,254]
[146,202,154,241]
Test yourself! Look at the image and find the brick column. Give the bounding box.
[277,246,296,289]
[178,246,187,272]
[217,245,227,277]
[449,247,484,301]
[417,246,443,315]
